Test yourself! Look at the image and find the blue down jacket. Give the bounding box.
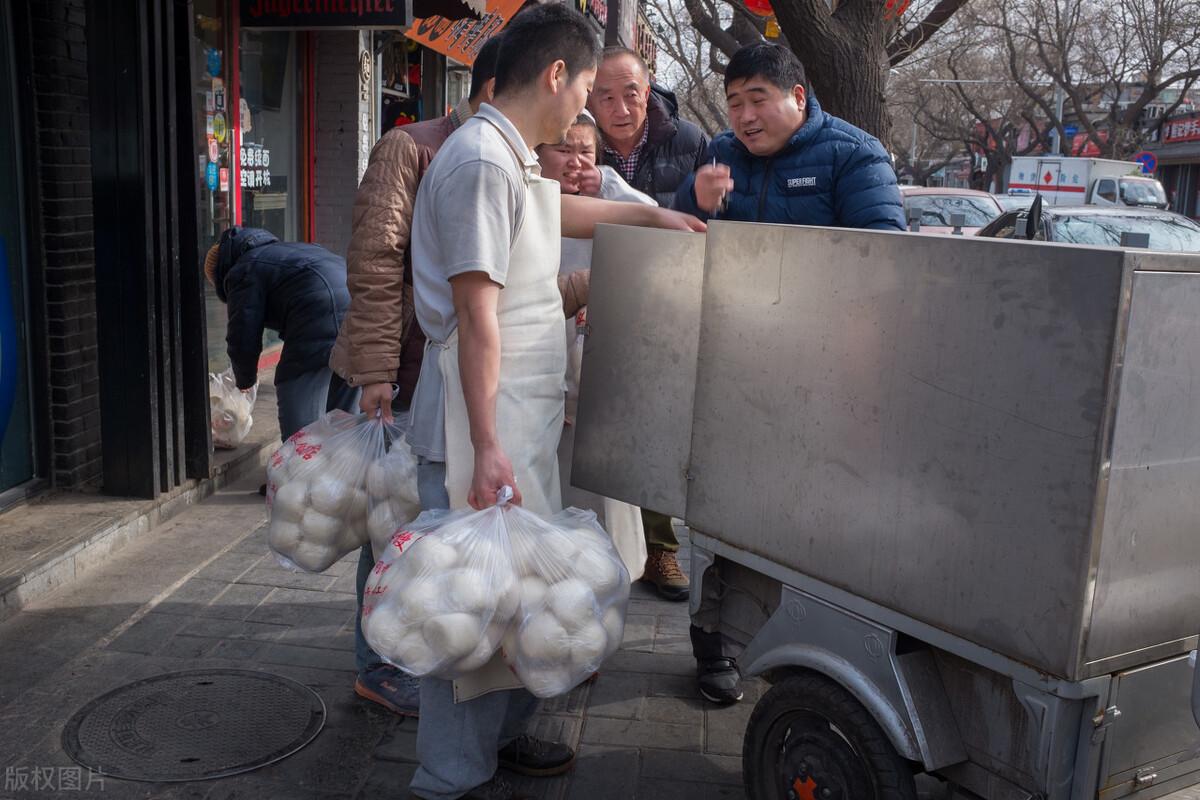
[214,227,350,390]
[674,97,905,231]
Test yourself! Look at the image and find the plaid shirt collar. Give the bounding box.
[604,122,650,183]
[447,96,474,131]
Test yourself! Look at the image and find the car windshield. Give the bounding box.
[1119,178,1167,206]
[904,195,1001,227]
[1053,213,1200,252]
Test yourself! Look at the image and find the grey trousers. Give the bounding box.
[409,458,540,800]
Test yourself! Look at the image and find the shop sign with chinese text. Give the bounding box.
[240,0,409,29]
[240,145,273,190]
[1163,113,1200,144]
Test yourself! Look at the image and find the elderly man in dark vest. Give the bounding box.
[588,46,710,604]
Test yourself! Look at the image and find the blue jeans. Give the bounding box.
[354,547,383,674]
[409,458,540,800]
[275,366,359,441]
[353,454,455,673]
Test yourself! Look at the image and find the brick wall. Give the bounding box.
[312,31,373,258]
[23,0,103,488]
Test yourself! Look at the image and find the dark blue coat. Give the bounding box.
[600,86,710,207]
[674,97,906,231]
[213,227,350,390]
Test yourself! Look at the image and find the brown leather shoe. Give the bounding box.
[642,548,690,602]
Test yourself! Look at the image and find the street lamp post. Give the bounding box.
[1048,84,1066,155]
[911,118,918,181]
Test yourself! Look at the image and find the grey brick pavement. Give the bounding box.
[0,476,755,799]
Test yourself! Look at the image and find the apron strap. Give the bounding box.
[475,114,537,187]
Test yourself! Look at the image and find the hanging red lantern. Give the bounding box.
[745,0,774,17]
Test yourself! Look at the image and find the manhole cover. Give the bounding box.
[62,669,325,782]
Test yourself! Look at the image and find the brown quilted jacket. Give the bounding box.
[329,103,590,402]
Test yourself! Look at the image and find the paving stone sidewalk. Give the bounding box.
[0,475,756,800]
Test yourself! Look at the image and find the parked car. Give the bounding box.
[900,187,1004,234]
[976,205,1200,252]
[994,192,1036,212]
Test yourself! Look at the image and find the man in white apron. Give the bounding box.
[406,7,705,799]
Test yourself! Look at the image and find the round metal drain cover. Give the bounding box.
[62,669,325,782]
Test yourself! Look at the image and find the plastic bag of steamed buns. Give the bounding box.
[364,420,422,559]
[362,498,630,696]
[265,410,419,573]
[361,505,521,679]
[209,368,257,449]
[503,506,630,697]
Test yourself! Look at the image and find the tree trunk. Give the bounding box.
[772,0,893,143]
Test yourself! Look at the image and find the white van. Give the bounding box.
[1008,156,1168,208]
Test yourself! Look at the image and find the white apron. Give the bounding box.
[435,122,567,700]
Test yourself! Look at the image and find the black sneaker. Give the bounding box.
[697,657,743,705]
[459,775,534,800]
[497,734,576,777]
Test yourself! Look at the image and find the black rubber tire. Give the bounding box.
[743,671,918,800]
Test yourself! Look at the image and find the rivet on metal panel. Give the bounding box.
[787,601,807,622]
[863,634,885,659]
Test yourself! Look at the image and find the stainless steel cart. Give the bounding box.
[572,222,1200,800]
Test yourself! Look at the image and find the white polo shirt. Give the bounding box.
[407,103,539,461]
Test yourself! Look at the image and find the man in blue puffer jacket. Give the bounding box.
[674,43,905,231]
[674,43,905,709]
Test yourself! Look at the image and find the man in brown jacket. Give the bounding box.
[330,36,590,719]
[329,37,504,718]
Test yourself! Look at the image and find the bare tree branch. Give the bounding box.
[887,0,971,66]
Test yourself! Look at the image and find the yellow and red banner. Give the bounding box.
[406,0,525,65]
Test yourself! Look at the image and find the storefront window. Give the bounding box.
[194,0,234,374]
[194,0,233,251]
[239,30,301,242]
[381,35,423,130]
[0,6,35,496]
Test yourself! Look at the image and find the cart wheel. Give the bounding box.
[743,672,917,800]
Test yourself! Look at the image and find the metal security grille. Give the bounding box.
[62,669,325,782]
[86,0,213,497]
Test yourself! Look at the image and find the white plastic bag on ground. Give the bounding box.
[265,410,401,573]
[362,504,520,679]
[209,368,256,449]
[365,414,422,559]
[503,506,631,698]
